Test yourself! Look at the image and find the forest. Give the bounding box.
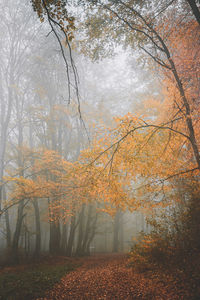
[0,0,199,299]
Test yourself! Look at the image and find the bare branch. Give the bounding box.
[132,167,199,192]
[153,0,177,20]
[140,46,171,69]
[42,1,90,141]
[104,4,165,53]
[42,0,72,103]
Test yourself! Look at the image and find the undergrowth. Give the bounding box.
[129,192,200,299]
[0,261,76,300]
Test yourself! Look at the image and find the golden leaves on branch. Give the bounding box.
[31,0,76,42]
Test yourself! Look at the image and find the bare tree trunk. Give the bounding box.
[61,223,68,254]
[24,221,30,258]
[29,121,41,258]
[11,201,25,263]
[85,213,98,255]
[49,221,61,254]
[11,111,25,263]
[33,199,41,258]
[112,210,121,253]
[0,78,13,211]
[119,212,124,252]
[187,0,200,26]
[5,210,11,248]
[76,204,85,256]
[81,204,93,254]
[3,188,11,248]
[66,214,76,256]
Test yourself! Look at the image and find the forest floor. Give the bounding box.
[0,253,199,300]
[37,253,198,300]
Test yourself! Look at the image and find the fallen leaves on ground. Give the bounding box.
[37,254,197,299]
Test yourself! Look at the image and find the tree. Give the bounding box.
[81,0,200,174]
[186,0,200,26]
[0,0,43,262]
[30,0,79,107]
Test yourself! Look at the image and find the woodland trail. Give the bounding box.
[37,254,187,300]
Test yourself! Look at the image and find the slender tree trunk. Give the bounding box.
[147,17,200,171]
[29,121,41,258]
[66,214,76,256]
[76,204,85,256]
[119,212,124,252]
[49,221,61,254]
[0,83,13,211]
[187,0,200,26]
[0,130,6,211]
[11,201,25,263]
[165,58,200,171]
[112,210,121,253]
[85,213,98,255]
[3,188,11,248]
[81,204,93,254]
[5,210,11,248]
[111,4,200,172]
[33,199,41,258]
[10,97,25,263]
[61,223,68,254]
[24,222,30,258]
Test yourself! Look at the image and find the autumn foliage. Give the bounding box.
[0,1,199,299]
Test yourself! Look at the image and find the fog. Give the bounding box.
[0,0,159,263]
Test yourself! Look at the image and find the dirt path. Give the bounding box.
[36,254,188,300]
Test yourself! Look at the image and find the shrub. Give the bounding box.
[129,193,200,271]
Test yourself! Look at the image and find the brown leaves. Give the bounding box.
[37,254,193,300]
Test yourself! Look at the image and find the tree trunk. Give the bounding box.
[33,199,41,258]
[76,204,85,256]
[85,213,98,255]
[187,0,200,26]
[3,188,11,248]
[49,221,61,254]
[61,223,68,254]
[66,214,76,256]
[112,210,121,253]
[119,212,124,252]
[163,59,199,171]
[11,201,25,263]
[81,204,93,254]
[5,210,11,248]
